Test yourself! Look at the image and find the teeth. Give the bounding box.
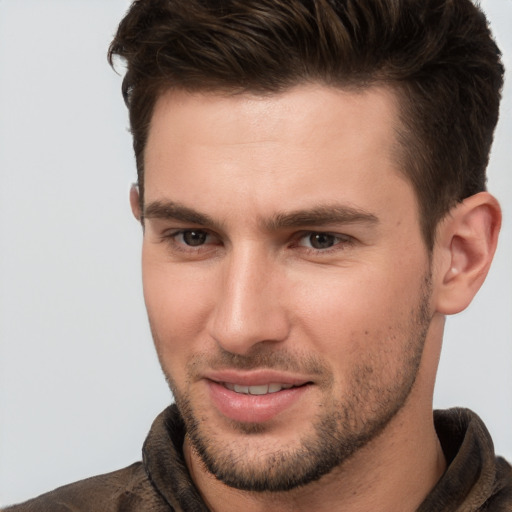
[224,383,295,395]
[248,384,269,395]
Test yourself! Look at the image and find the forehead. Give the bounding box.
[143,84,416,225]
[146,84,400,156]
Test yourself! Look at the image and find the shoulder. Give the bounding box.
[482,456,512,511]
[2,462,172,512]
[423,408,512,511]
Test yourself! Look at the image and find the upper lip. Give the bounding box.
[203,369,312,387]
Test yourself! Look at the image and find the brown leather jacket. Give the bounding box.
[4,407,512,511]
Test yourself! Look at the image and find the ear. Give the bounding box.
[130,184,142,222]
[433,192,501,315]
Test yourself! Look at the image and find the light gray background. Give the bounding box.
[0,0,510,507]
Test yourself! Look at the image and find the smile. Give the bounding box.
[223,383,294,395]
[209,379,311,423]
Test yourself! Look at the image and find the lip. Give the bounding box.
[204,369,311,387]
[205,370,312,423]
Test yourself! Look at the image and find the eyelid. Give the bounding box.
[294,230,354,250]
[161,228,221,250]
[156,225,355,257]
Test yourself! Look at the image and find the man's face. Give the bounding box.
[140,85,434,491]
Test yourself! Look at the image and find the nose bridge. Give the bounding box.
[209,242,289,354]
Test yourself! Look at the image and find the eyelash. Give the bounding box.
[160,229,354,255]
[161,229,220,253]
[294,231,354,253]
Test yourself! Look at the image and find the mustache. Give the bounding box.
[186,345,329,377]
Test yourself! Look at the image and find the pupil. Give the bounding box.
[310,233,335,249]
[183,230,207,246]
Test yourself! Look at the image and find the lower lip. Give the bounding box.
[207,381,309,423]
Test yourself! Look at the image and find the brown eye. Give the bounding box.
[181,230,208,246]
[307,233,337,249]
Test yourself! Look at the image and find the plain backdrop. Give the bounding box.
[0,0,511,507]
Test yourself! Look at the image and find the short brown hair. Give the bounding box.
[109,0,504,248]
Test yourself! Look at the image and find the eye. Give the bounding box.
[178,230,209,247]
[297,232,350,250]
[159,228,221,258]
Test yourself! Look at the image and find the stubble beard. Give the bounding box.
[160,275,432,492]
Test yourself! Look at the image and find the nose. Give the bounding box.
[208,245,291,355]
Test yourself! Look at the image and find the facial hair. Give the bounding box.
[161,274,433,492]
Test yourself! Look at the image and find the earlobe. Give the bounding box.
[434,192,501,315]
[130,184,142,222]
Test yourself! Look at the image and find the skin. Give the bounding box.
[132,84,501,512]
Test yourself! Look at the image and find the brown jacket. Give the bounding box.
[4,407,512,512]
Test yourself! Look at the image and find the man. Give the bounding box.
[4,0,511,510]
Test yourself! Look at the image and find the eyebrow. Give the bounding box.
[144,200,219,228]
[264,205,379,230]
[143,200,378,231]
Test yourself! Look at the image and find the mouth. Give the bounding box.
[222,382,297,395]
[205,374,312,423]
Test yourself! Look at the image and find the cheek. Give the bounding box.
[289,264,426,364]
[141,254,216,357]
[290,267,396,334]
